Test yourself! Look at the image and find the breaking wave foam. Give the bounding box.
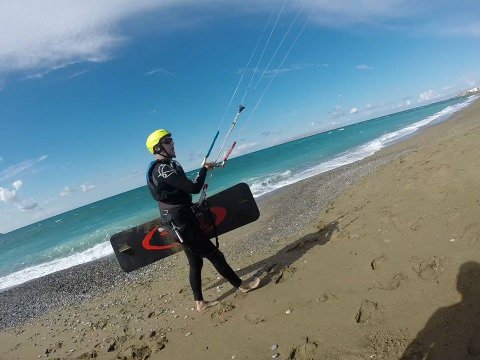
[249,96,477,198]
[0,242,113,291]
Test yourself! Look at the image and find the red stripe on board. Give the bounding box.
[210,207,227,226]
[142,226,180,251]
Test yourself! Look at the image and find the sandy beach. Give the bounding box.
[1,97,480,360]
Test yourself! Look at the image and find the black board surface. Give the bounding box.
[110,183,260,272]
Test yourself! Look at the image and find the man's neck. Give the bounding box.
[155,154,169,161]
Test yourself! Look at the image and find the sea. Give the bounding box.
[0,95,477,291]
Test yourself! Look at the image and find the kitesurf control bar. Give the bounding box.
[221,141,236,167]
[198,105,245,204]
[204,141,236,169]
[202,130,219,166]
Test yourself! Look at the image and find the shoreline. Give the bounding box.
[1,98,476,330]
[0,96,473,294]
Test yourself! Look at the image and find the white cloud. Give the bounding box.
[0,0,175,75]
[68,70,88,79]
[234,142,259,155]
[329,104,345,118]
[350,107,359,114]
[260,63,328,78]
[419,90,438,102]
[1,0,477,81]
[356,64,374,70]
[301,1,410,26]
[24,62,75,80]
[60,186,72,197]
[302,1,480,38]
[438,24,480,38]
[0,155,48,182]
[260,129,282,137]
[145,67,174,77]
[0,180,39,211]
[81,184,96,192]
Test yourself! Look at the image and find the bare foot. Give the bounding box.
[239,277,261,293]
[196,300,219,312]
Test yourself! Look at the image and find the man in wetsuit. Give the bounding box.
[145,129,260,311]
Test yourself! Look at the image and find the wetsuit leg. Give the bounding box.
[205,249,242,288]
[183,246,204,301]
[174,209,241,298]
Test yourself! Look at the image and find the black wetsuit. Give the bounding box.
[147,159,241,301]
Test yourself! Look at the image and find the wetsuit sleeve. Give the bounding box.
[157,164,208,194]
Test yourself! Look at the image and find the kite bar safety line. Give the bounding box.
[240,0,288,105]
[241,14,310,134]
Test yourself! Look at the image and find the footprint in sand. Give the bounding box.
[273,266,297,284]
[310,293,338,304]
[76,350,98,359]
[104,335,128,352]
[285,337,318,360]
[462,223,480,245]
[370,256,408,290]
[410,256,443,281]
[255,263,286,284]
[355,300,378,323]
[244,313,266,325]
[370,255,387,270]
[408,216,424,231]
[117,345,152,360]
[374,272,408,291]
[210,302,235,325]
[148,330,168,350]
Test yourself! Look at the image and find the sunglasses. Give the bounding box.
[161,137,173,145]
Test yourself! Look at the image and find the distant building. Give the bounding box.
[460,87,480,96]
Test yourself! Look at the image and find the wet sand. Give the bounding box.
[1,97,480,360]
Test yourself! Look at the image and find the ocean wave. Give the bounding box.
[249,170,293,196]
[0,241,113,291]
[249,96,476,198]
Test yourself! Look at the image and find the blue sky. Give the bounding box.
[0,0,479,233]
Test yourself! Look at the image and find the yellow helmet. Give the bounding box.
[146,129,171,154]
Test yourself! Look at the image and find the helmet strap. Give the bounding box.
[156,143,175,159]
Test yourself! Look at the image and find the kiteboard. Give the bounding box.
[110,182,260,272]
